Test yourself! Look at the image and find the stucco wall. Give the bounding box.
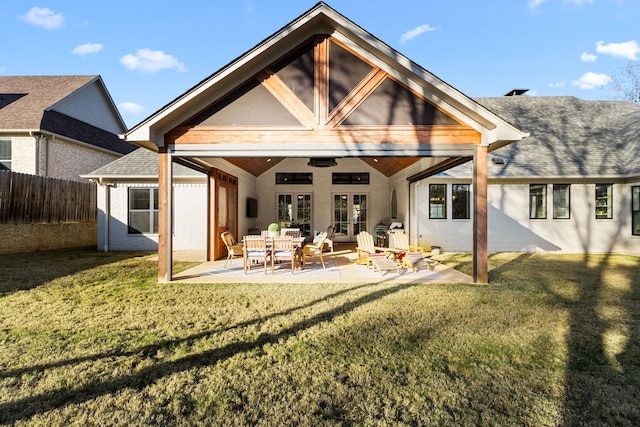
[0,222,97,254]
[414,180,640,255]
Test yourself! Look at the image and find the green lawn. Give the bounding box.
[1,248,639,426]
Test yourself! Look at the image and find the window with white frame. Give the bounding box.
[530,184,547,219]
[0,139,10,171]
[553,184,570,219]
[632,186,640,236]
[429,184,446,219]
[595,184,613,219]
[452,184,470,219]
[128,188,158,234]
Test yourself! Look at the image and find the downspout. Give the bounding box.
[103,179,111,252]
[29,131,42,175]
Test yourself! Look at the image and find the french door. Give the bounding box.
[277,193,312,237]
[332,193,368,242]
[212,169,238,260]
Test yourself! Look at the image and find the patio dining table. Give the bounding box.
[243,236,307,272]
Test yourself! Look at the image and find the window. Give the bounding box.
[530,184,547,219]
[277,193,312,237]
[276,173,312,184]
[452,184,470,219]
[595,184,613,219]
[390,189,398,219]
[332,173,369,185]
[553,184,570,219]
[632,186,640,236]
[429,184,446,219]
[0,139,10,171]
[128,188,158,234]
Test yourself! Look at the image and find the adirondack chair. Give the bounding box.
[355,231,388,266]
[220,231,243,268]
[303,231,327,269]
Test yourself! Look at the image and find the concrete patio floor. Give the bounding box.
[166,244,473,285]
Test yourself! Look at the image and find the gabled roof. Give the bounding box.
[83,148,202,179]
[442,96,640,179]
[0,75,134,155]
[126,2,525,154]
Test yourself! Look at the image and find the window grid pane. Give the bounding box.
[632,186,640,236]
[530,184,547,219]
[595,184,613,219]
[452,184,470,219]
[429,184,446,219]
[0,139,12,170]
[128,188,157,234]
[553,184,570,219]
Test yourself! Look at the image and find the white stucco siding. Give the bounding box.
[414,180,640,255]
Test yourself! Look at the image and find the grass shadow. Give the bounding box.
[0,281,417,423]
[0,247,154,296]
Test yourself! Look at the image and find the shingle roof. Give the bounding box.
[83,148,203,179]
[0,75,96,129]
[90,96,640,181]
[443,96,640,179]
[0,75,135,155]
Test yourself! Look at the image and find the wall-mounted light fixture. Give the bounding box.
[491,157,505,165]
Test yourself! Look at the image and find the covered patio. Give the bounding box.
[166,244,474,285]
[125,4,526,284]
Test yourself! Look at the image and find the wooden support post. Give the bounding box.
[473,144,488,283]
[158,147,173,283]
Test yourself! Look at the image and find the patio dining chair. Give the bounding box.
[271,237,297,274]
[282,228,302,238]
[355,231,388,267]
[302,231,327,269]
[220,231,244,268]
[243,235,271,274]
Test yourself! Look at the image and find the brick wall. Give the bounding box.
[0,222,97,254]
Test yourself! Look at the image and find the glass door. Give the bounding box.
[277,193,312,238]
[333,193,368,242]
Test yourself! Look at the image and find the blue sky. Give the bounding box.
[2,1,639,127]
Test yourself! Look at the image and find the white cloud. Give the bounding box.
[596,40,640,61]
[120,49,187,73]
[528,0,550,9]
[20,7,64,30]
[119,102,145,114]
[399,24,437,45]
[71,43,103,56]
[580,52,597,62]
[549,81,567,88]
[572,72,612,89]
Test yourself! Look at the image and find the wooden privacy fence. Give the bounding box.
[0,170,96,224]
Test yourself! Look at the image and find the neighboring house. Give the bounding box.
[0,75,135,181]
[84,3,639,283]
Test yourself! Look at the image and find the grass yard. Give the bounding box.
[1,248,639,426]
